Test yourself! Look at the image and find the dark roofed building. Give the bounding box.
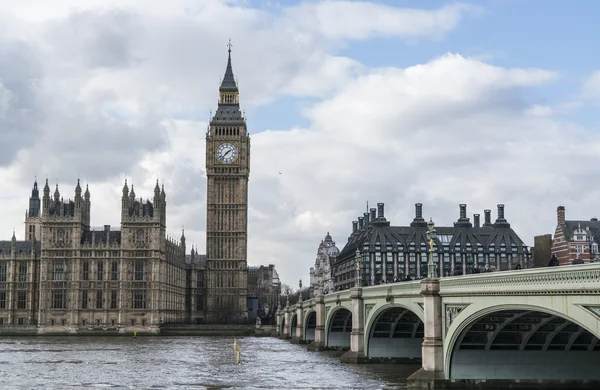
[333,202,531,291]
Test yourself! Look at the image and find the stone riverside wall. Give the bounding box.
[0,325,276,337]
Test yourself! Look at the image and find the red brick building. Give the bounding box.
[551,206,600,265]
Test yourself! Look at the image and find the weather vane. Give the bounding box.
[227,38,232,52]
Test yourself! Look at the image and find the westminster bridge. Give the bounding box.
[276,263,600,389]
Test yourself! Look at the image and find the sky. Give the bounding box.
[1,0,600,289]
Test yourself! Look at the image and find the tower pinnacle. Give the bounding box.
[219,39,238,93]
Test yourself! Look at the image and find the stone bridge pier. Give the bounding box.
[406,278,444,386]
[294,300,304,343]
[340,287,366,363]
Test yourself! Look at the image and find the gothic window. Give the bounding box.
[0,292,5,309]
[111,261,118,281]
[577,245,584,254]
[58,230,65,242]
[593,244,598,254]
[81,290,88,309]
[133,260,145,281]
[82,261,89,281]
[132,290,146,309]
[0,262,5,282]
[53,260,67,281]
[97,262,103,281]
[110,291,117,309]
[137,230,145,243]
[196,295,203,311]
[52,289,66,309]
[96,291,103,309]
[17,291,26,309]
[18,263,27,283]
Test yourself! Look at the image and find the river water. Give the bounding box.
[0,336,419,389]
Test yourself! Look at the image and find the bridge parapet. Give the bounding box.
[440,263,600,295]
[361,280,422,300]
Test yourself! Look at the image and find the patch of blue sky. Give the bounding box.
[246,95,317,133]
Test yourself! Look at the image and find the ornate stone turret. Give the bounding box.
[74,179,82,213]
[129,184,136,205]
[53,184,60,205]
[42,178,50,214]
[160,184,166,225]
[181,228,186,253]
[121,179,130,219]
[28,179,41,218]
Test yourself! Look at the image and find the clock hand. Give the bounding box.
[223,149,232,158]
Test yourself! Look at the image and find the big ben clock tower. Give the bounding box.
[205,42,250,323]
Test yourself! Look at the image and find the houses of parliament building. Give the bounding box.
[0,45,257,331]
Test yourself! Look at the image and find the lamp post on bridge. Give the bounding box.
[426,217,438,279]
[298,279,303,302]
[355,248,361,288]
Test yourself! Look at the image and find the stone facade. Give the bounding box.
[205,44,250,323]
[0,179,202,331]
[309,233,339,296]
[551,205,600,265]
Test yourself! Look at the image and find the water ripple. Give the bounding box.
[0,336,414,389]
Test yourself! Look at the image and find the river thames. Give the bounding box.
[0,336,419,389]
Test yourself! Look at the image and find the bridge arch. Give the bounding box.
[364,303,424,360]
[445,304,600,380]
[303,310,316,341]
[289,313,297,337]
[325,306,352,348]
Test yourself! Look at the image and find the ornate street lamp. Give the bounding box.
[355,248,361,288]
[298,279,303,302]
[426,217,438,278]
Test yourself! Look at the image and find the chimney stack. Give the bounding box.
[364,212,370,225]
[358,217,364,230]
[459,204,467,219]
[352,221,358,233]
[484,209,491,226]
[557,206,565,226]
[377,203,384,219]
[370,208,376,222]
[497,204,505,220]
[415,203,423,219]
[474,214,480,228]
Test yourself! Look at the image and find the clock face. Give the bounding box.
[216,142,239,164]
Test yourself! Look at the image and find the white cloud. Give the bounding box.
[582,70,600,101]
[284,2,480,41]
[1,0,596,288]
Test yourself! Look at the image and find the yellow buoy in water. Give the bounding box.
[233,337,237,351]
[133,330,137,339]
[235,343,241,365]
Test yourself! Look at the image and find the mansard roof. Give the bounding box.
[562,220,600,243]
[335,203,529,264]
[0,240,41,255]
